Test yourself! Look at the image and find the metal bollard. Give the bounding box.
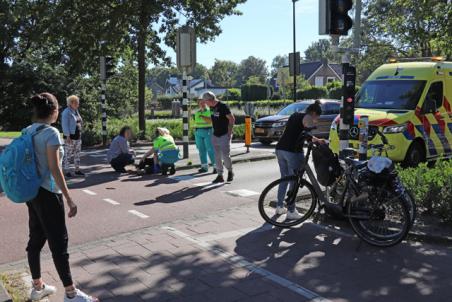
[245,116,252,153]
[358,115,369,161]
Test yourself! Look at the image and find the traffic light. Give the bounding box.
[341,63,356,125]
[100,56,115,80]
[319,0,354,36]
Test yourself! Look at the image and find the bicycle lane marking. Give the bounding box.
[162,226,332,302]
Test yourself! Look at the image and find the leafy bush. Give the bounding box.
[328,87,343,100]
[157,96,180,110]
[225,88,241,100]
[271,93,281,100]
[398,161,452,224]
[296,86,328,100]
[326,80,342,90]
[241,84,271,101]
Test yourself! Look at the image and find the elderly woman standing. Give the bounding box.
[62,95,84,177]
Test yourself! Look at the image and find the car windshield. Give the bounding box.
[356,80,426,110]
[277,102,310,115]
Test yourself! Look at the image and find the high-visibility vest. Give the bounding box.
[153,135,177,151]
[193,109,212,129]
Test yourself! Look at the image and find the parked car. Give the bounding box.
[254,99,341,145]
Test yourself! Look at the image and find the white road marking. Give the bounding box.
[193,182,224,189]
[103,198,120,205]
[128,210,149,219]
[162,226,331,302]
[225,189,259,197]
[82,189,97,196]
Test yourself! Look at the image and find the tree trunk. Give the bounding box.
[137,0,147,138]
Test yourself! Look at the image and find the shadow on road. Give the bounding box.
[234,221,452,301]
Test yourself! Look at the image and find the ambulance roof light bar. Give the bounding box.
[388,56,445,63]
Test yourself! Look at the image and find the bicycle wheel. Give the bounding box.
[403,189,417,227]
[258,176,317,228]
[348,186,410,247]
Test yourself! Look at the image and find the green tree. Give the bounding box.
[365,0,452,58]
[192,63,209,80]
[236,56,268,85]
[209,59,238,87]
[304,39,340,62]
[271,54,288,75]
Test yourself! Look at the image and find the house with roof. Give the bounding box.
[275,58,343,89]
[163,76,228,97]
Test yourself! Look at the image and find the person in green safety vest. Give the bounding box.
[139,127,177,175]
[193,97,216,173]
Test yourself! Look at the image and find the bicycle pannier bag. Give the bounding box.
[312,144,342,186]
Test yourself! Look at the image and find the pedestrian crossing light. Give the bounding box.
[319,0,354,36]
[100,56,115,80]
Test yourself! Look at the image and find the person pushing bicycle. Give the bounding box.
[274,100,326,219]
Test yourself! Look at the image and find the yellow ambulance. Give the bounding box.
[329,58,452,166]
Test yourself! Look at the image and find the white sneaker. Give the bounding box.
[30,283,57,301]
[64,289,98,302]
[275,206,287,215]
[286,209,303,220]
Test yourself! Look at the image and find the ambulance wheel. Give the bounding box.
[402,142,425,168]
[259,139,273,145]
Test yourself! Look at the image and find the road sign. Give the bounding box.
[176,26,196,73]
[289,52,300,76]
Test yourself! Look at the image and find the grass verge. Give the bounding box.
[0,132,21,139]
[0,271,28,302]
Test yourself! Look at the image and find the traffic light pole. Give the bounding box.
[182,69,189,159]
[292,0,297,102]
[100,80,107,146]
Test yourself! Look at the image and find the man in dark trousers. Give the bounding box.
[202,91,235,183]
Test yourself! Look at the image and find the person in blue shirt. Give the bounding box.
[107,126,136,173]
[26,93,98,302]
[61,95,84,178]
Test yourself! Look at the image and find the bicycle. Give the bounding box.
[258,130,411,247]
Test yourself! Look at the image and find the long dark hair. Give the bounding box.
[31,93,59,119]
[119,126,131,137]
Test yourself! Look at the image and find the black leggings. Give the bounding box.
[110,153,134,172]
[26,187,73,287]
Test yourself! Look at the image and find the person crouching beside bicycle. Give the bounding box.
[275,100,326,220]
[138,127,178,176]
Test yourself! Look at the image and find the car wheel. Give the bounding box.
[402,141,425,168]
[259,139,273,145]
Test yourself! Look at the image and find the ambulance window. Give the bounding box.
[424,82,443,112]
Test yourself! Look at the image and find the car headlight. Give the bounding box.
[272,122,287,128]
[383,123,407,134]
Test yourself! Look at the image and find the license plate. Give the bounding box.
[255,128,265,134]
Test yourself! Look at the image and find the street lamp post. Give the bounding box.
[292,0,298,103]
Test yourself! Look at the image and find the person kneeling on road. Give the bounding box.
[139,127,177,176]
[275,100,326,220]
[107,126,136,173]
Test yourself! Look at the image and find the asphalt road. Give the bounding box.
[0,151,282,265]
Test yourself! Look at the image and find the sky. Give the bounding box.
[163,0,324,69]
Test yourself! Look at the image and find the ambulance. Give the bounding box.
[329,57,452,166]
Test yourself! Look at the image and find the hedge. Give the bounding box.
[157,96,181,110]
[328,87,343,99]
[241,84,271,101]
[225,88,241,100]
[82,117,246,146]
[398,161,452,224]
[296,86,328,99]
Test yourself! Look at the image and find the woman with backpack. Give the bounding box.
[274,100,326,220]
[26,93,98,302]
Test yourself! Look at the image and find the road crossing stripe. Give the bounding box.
[82,189,97,196]
[103,198,120,205]
[162,226,331,302]
[128,210,149,219]
[225,189,259,197]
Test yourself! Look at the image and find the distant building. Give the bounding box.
[275,58,343,90]
[162,76,228,97]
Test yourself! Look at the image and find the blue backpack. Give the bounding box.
[0,125,49,203]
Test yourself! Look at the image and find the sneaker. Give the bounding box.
[64,289,98,302]
[74,170,85,177]
[30,283,57,301]
[286,209,303,220]
[275,206,287,215]
[65,172,73,178]
[212,175,225,183]
[227,171,234,182]
[198,167,208,173]
[212,168,217,174]
[169,165,176,175]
